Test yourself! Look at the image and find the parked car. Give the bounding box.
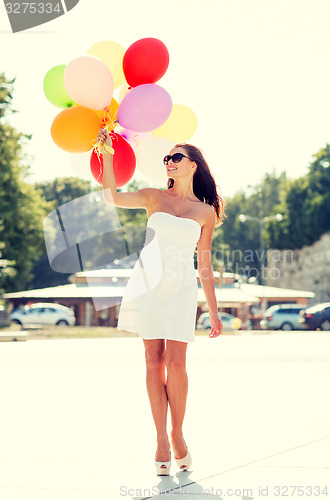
[10,303,76,327]
[299,302,330,331]
[197,312,242,331]
[0,306,11,328]
[260,304,306,331]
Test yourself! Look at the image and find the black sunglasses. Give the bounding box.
[163,153,191,165]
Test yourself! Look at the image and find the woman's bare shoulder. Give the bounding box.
[139,187,163,198]
[199,202,217,226]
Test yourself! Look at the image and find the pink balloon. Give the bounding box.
[64,56,114,111]
[117,84,172,132]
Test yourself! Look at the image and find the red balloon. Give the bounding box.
[90,133,136,187]
[123,37,169,87]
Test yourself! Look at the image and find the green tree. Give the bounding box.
[220,171,288,279]
[0,238,15,295]
[266,145,330,249]
[29,177,96,289]
[28,176,153,289]
[305,145,330,240]
[0,73,50,293]
[35,177,95,206]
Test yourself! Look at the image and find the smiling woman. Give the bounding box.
[97,126,225,475]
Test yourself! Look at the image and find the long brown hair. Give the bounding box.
[167,143,225,226]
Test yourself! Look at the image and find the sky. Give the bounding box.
[1,0,330,198]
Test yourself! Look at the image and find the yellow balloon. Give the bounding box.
[118,82,131,103]
[87,41,126,89]
[92,98,119,128]
[152,104,198,142]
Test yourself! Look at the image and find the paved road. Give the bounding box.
[0,331,329,499]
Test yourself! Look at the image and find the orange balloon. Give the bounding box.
[51,107,102,153]
[93,98,119,129]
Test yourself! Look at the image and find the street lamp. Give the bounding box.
[239,213,283,286]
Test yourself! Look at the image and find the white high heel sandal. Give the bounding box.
[175,449,192,471]
[155,450,171,475]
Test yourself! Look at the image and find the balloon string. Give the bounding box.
[92,114,118,183]
[92,120,116,157]
[132,134,139,145]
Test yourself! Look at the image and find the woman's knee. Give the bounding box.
[165,341,187,373]
[145,349,165,370]
[165,356,186,373]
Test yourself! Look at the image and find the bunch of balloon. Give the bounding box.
[44,37,198,187]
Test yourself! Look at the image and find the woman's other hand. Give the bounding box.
[209,312,223,338]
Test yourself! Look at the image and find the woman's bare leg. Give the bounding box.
[165,340,189,462]
[143,339,170,462]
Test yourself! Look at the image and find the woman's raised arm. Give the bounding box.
[97,128,158,209]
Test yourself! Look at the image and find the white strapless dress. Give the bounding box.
[117,211,201,343]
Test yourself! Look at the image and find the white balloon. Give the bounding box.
[117,128,152,151]
[68,150,93,181]
[64,56,114,111]
[135,136,175,186]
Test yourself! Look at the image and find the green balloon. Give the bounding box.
[43,65,76,108]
